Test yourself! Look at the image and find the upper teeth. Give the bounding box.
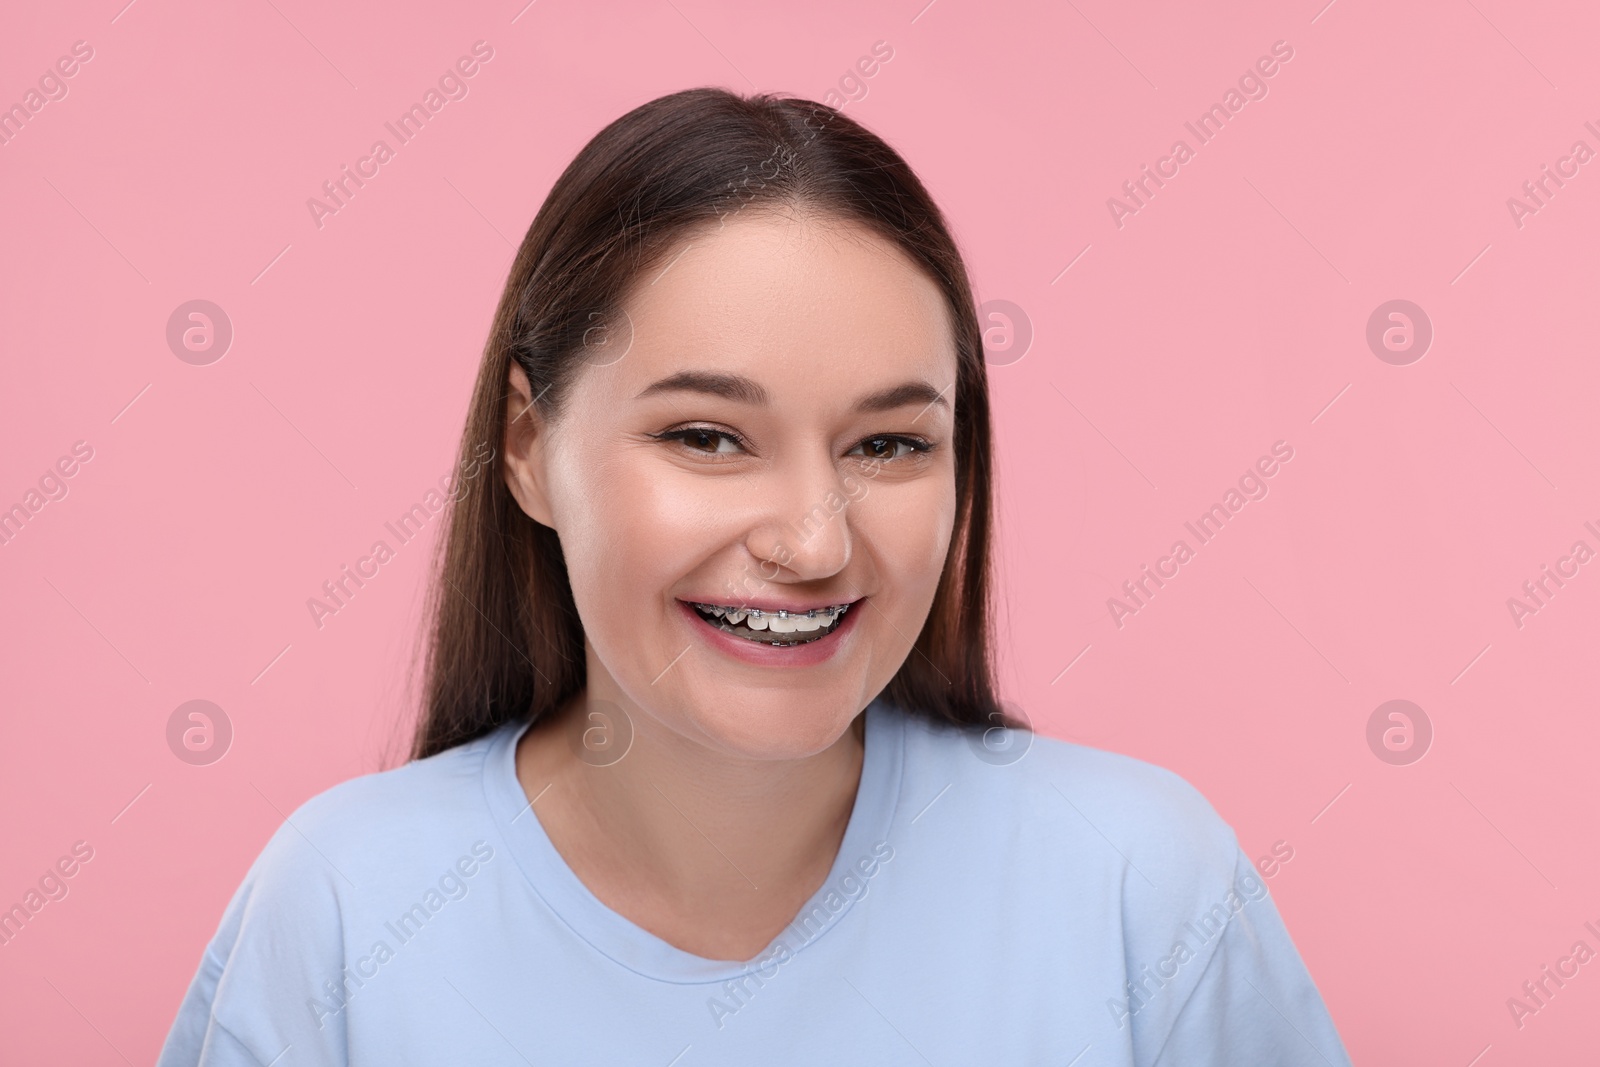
[691,601,850,633]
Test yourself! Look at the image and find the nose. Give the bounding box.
[743,459,855,582]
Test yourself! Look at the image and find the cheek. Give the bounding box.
[856,477,956,598]
[553,451,723,610]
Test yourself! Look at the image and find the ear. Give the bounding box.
[502,360,557,527]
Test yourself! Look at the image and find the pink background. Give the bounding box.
[3,0,1598,1062]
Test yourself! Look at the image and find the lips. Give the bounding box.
[684,600,852,646]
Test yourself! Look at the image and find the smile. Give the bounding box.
[686,601,853,647]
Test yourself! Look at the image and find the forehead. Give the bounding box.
[597,211,958,407]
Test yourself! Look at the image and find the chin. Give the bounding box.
[678,694,862,762]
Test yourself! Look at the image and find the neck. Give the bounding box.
[515,686,868,959]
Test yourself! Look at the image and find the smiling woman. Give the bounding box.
[491,199,973,763]
[157,88,1353,1066]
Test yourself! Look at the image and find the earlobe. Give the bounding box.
[502,361,557,527]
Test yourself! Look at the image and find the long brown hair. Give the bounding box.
[409,87,1004,761]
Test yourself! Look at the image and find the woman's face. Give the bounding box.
[504,210,960,761]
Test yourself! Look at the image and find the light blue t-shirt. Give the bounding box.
[158,698,1353,1066]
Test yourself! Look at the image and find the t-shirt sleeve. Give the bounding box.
[156,809,354,1067]
[1148,850,1352,1067]
[157,947,266,1065]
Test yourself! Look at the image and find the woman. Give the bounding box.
[159,88,1352,1065]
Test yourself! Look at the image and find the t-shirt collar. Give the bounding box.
[481,695,907,985]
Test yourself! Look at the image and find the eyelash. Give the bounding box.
[652,426,935,464]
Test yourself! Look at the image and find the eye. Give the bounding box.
[849,435,933,462]
[654,427,747,456]
[651,428,935,464]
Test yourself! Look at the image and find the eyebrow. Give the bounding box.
[634,371,950,414]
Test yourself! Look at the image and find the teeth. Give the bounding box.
[691,601,851,619]
[688,600,853,646]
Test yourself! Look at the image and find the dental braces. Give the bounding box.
[692,602,849,620]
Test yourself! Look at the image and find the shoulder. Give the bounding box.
[896,709,1302,1056]
[257,726,502,879]
[898,710,1241,889]
[208,725,508,951]
[171,729,511,1060]
[902,710,1235,851]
